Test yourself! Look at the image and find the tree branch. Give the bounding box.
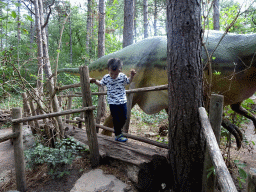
[22,0,35,15]
[42,0,55,29]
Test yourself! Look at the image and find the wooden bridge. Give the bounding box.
[3,65,255,191]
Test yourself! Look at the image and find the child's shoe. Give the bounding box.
[115,134,128,142]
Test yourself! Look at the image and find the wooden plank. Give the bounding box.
[12,108,26,192]
[199,107,237,192]
[79,66,100,167]
[12,106,96,124]
[0,132,19,143]
[203,94,224,192]
[65,126,168,166]
[73,84,168,96]
[56,84,167,97]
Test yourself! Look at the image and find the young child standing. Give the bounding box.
[90,58,136,142]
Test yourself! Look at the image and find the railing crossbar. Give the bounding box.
[12,106,96,124]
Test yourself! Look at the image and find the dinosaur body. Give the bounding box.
[60,31,256,139]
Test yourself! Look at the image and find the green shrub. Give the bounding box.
[24,137,89,178]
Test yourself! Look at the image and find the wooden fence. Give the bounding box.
[7,65,248,191]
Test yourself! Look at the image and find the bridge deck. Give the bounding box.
[65,124,168,166]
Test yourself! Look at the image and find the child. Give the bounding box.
[90,58,136,142]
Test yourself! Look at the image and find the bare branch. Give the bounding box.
[21,0,35,15]
[42,0,55,29]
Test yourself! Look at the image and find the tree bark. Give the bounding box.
[167,0,204,191]
[86,0,92,54]
[37,0,64,138]
[69,5,73,64]
[134,0,137,43]
[143,0,148,39]
[213,0,220,30]
[0,5,2,51]
[123,0,134,48]
[153,0,157,36]
[98,0,105,58]
[34,0,44,99]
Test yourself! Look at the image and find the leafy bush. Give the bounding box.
[24,137,89,178]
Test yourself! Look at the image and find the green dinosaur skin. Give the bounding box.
[60,30,256,132]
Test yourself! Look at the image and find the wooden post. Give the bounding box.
[79,66,100,167]
[12,108,26,192]
[123,82,135,133]
[203,94,224,192]
[66,95,73,121]
[247,168,256,192]
[78,109,84,129]
[96,86,106,132]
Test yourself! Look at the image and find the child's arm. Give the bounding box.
[90,78,102,87]
[129,69,136,83]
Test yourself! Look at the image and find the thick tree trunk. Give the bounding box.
[167,0,204,191]
[143,0,148,39]
[86,0,92,54]
[98,0,105,58]
[123,0,134,48]
[213,0,220,30]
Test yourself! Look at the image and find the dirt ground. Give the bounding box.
[0,107,256,192]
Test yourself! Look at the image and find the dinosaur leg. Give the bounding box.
[222,118,242,149]
[231,103,256,130]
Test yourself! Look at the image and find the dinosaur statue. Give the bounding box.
[59,30,256,148]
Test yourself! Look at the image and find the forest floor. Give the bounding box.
[0,104,255,192]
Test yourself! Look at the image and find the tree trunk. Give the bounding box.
[34,0,44,98]
[213,0,220,30]
[37,0,64,139]
[143,0,148,39]
[167,0,204,191]
[6,1,8,48]
[86,0,92,55]
[153,0,157,36]
[134,0,137,43]
[123,0,134,48]
[98,0,105,58]
[0,6,2,51]
[69,5,73,64]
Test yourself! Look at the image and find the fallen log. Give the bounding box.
[65,124,168,166]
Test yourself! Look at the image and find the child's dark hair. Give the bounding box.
[107,58,123,71]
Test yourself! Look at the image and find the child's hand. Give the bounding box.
[90,78,96,83]
[130,69,136,77]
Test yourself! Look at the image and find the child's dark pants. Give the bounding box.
[109,103,127,136]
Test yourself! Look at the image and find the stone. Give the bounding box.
[70,169,128,192]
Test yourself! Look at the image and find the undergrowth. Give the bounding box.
[24,137,89,178]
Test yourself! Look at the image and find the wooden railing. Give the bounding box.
[12,66,245,191]
[199,94,238,192]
